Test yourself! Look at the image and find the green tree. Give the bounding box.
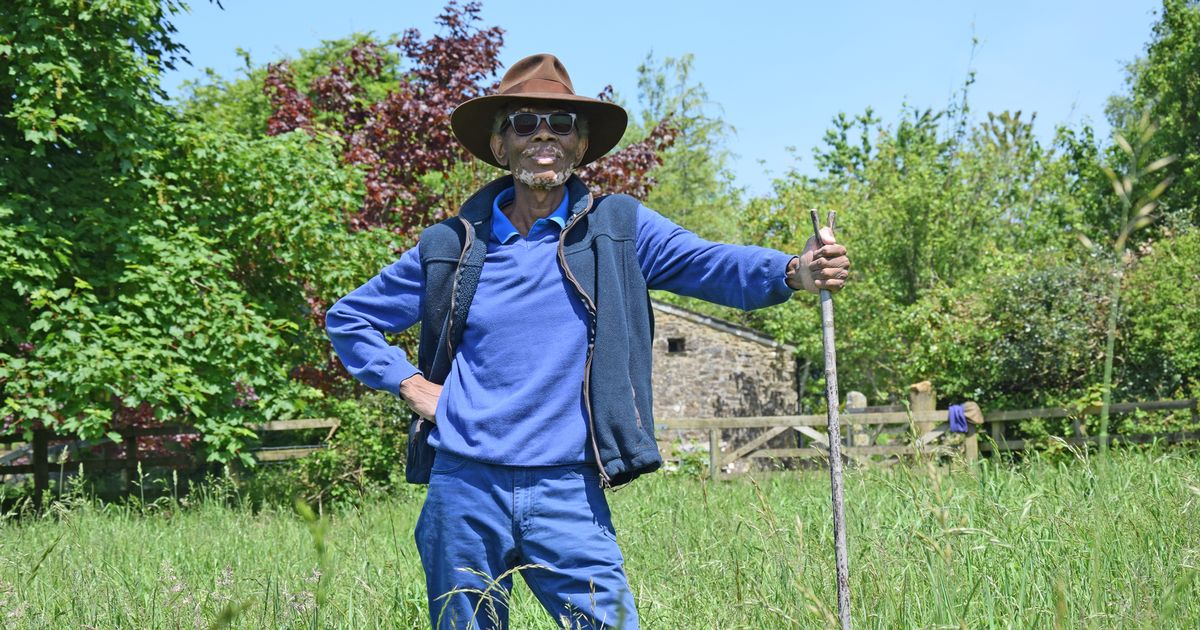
[176,38,405,138]
[1111,0,1200,228]
[629,53,743,242]
[1124,227,1200,400]
[0,1,386,462]
[743,101,1094,404]
[1,0,199,442]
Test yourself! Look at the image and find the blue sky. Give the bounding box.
[164,0,1162,195]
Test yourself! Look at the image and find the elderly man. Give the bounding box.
[326,54,849,629]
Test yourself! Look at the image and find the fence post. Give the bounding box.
[846,391,868,449]
[909,381,936,437]
[962,401,983,463]
[32,429,49,511]
[708,428,719,480]
[123,431,139,496]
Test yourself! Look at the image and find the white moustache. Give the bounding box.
[522,144,564,159]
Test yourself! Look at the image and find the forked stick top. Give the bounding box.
[809,209,838,247]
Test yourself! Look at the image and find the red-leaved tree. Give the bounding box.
[265,0,503,234]
[578,88,677,198]
[264,1,677,238]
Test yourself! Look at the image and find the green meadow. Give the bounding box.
[2,450,1197,629]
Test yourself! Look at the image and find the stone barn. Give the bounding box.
[650,300,799,419]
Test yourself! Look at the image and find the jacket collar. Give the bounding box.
[563,174,593,218]
[458,174,593,232]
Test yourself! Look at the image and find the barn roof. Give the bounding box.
[651,300,797,353]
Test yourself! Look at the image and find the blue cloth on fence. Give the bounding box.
[948,404,968,433]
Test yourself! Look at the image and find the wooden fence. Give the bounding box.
[656,399,1200,479]
[4,399,1197,506]
[0,418,340,509]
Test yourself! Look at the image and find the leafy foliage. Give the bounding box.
[1124,228,1200,399]
[578,85,678,201]
[1079,112,1178,448]
[263,1,504,234]
[1115,0,1200,228]
[1,0,212,445]
[630,54,743,242]
[0,0,186,159]
[288,392,415,504]
[0,0,391,462]
[4,0,1199,486]
[897,257,1111,407]
[741,98,1097,406]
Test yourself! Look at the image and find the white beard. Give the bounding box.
[515,167,573,189]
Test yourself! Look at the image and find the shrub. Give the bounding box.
[260,393,415,506]
[1123,228,1200,399]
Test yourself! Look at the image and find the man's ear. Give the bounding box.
[574,136,589,166]
[490,134,508,168]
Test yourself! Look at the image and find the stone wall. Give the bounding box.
[650,302,798,419]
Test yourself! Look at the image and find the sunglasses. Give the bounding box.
[502,112,577,136]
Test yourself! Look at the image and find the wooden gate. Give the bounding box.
[656,399,1199,478]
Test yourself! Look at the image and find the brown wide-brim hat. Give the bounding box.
[451,53,628,169]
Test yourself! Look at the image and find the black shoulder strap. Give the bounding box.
[442,217,486,365]
[416,217,486,384]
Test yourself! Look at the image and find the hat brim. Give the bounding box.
[451,92,628,169]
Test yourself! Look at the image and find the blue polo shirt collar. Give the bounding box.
[491,187,569,244]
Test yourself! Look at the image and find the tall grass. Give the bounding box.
[1,450,1197,628]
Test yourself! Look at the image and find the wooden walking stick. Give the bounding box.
[809,209,852,629]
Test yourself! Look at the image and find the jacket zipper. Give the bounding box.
[556,194,612,488]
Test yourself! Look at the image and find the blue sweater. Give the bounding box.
[432,187,592,465]
[326,188,797,467]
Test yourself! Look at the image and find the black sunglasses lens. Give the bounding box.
[510,113,540,135]
[548,113,575,134]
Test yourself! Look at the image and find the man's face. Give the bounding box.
[490,102,588,190]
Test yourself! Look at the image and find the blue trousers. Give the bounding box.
[414,452,639,629]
